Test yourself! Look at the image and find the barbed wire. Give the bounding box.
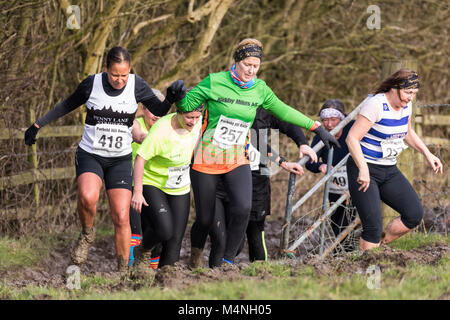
[416,103,450,108]
[286,184,448,259]
[288,202,360,258]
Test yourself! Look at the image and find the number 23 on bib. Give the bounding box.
[380,138,407,160]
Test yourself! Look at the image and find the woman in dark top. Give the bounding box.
[305,99,356,248]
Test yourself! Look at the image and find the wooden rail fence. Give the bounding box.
[1,104,448,218]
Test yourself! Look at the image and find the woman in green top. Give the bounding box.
[131,105,202,269]
[176,38,339,267]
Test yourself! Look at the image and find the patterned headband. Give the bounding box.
[320,108,345,121]
[394,72,420,90]
[233,44,263,62]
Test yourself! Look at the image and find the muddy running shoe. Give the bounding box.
[70,227,96,265]
[117,255,129,276]
[220,259,239,271]
[131,245,154,278]
[189,247,203,269]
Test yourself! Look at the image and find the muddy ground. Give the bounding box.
[1,210,448,295]
[0,217,285,290]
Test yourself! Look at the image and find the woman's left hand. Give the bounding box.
[166,80,187,103]
[299,144,318,163]
[131,192,148,214]
[425,152,443,174]
[313,125,341,149]
[357,166,371,192]
[281,161,305,176]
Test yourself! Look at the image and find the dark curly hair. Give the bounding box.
[372,68,419,94]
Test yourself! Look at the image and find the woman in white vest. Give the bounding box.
[345,69,443,251]
[24,46,186,271]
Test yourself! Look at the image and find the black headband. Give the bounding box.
[233,44,263,62]
[393,72,420,90]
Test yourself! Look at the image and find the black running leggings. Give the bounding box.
[140,185,190,267]
[209,196,267,268]
[208,195,227,268]
[129,203,162,258]
[190,165,252,262]
[346,157,423,243]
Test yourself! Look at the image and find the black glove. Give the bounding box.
[166,80,187,104]
[313,124,341,149]
[24,123,40,146]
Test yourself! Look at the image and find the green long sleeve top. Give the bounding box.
[176,71,314,174]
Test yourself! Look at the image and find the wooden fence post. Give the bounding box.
[27,106,40,210]
[381,60,417,228]
[414,101,424,165]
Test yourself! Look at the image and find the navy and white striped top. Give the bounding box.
[359,93,411,165]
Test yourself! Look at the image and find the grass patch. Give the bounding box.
[388,232,449,251]
[94,225,115,239]
[0,236,43,270]
[243,261,292,277]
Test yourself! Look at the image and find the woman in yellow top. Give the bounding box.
[131,104,202,268]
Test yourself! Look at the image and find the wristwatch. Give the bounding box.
[278,156,287,166]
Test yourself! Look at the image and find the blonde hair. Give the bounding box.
[235,38,263,51]
[233,38,263,62]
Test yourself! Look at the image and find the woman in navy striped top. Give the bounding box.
[345,69,443,251]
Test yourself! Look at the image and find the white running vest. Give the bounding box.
[359,94,411,166]
[79,73,137,157]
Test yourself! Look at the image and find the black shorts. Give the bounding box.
[75,146,133,190]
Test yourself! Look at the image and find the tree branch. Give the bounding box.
[154,0,233,89]
[82,0,126,78]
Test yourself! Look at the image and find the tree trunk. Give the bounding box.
[7,7,32,79]
[82,0,126,78]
